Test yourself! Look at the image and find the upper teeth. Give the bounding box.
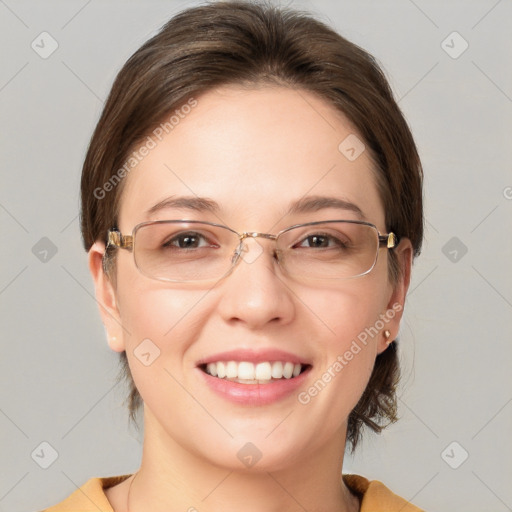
[205,361,302,381]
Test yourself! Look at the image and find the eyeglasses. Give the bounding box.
[106,220,398,283]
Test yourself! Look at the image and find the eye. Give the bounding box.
[162,231,216,249]
[294,232,349,249]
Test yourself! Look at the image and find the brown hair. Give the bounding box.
[80,0,423,450]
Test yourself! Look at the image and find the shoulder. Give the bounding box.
[40,475,132,512]
[41,473,425,511]
[343,474,426,512]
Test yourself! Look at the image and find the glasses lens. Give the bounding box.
[133,221,239,282]
[277,221,379,279]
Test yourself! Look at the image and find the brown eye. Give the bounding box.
[163,232,207,249]
[295,233,348,249]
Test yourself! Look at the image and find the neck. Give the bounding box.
[126,410,359,512]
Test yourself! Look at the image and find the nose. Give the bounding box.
[216,237,295,330]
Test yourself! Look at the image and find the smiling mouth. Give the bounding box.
[200,361,310,384]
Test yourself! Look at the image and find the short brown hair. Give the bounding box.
[80,0,423,450]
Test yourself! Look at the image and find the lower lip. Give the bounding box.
[199,367,311,405]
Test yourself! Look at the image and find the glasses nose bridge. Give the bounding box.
[231,231,282,270]
[237,231,280,256]
[239,231,277,242]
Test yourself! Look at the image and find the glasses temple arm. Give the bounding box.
[107,229,133,250]
[378,232,399,249]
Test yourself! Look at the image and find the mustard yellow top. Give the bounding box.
[41,474,424,511]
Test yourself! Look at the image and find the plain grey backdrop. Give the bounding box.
[1,0,511,511]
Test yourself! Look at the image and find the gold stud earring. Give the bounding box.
[384,330,392,346]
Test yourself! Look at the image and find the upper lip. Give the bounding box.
[196,349,310,366]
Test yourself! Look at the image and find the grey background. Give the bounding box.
[1,1,511,511]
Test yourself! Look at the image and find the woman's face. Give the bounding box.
[91,85,411,471]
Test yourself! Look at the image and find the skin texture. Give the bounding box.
[89,85,412,512]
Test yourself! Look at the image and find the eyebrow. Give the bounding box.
[146,194,365,220]
[287,195,365,219]
[146,196,219,215]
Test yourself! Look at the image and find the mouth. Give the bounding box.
[196,349,312,404]
[199,360,310,384]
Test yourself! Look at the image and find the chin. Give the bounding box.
[190,426,313,473]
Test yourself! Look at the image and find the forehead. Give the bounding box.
[118,85,385,232]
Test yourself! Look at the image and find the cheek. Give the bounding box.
[299,281,388,412]
[311,278,388,348]
[114,252,211,345]
[116,279,213,380]
[116,285,216,427]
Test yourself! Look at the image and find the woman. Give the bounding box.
[44,1,424,510]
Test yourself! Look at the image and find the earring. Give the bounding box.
[384,330,392,346]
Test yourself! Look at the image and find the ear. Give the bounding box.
[377,237,413,354]
[88,242,125,353]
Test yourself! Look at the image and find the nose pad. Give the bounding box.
[231,240,281,269]
[238,238,265,264]
[274,248,283,264]
[231,243,243,266]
